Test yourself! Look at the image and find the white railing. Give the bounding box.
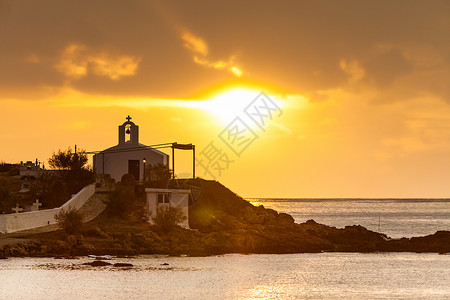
[0,184,95,234]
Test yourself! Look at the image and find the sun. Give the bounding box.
[199,88,263,124]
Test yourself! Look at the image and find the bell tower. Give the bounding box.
[118,115,139,145]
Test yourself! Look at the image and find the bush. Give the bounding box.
[152,205,186,233]
[48,147,95,196]
[104,186,135,217]
[144,163,172,187]
[30,173,67,208]
[55,207,84,235]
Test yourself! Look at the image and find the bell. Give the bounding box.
[126,128,131,134]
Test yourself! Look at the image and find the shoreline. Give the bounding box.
[1,179,450,258]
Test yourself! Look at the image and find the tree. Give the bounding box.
[0,181,11,213]
[48,147,94,195]
[55,207,84,235]
[145,163,173,187]
[48,148,88,170]
[0,177,19,213]
[0,162,19,175]
[152,205,187,232]
[29,172,66,208]
[27,147,95,209]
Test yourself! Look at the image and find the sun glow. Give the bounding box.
[199,89,263,124]
[51,87,286,128]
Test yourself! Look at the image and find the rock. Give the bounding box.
[161,263,169,265]
[277,213,295,224]
[83,260,112,267]
[113,263,133,267]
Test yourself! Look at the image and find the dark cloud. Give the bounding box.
[0,0,449,101]
[363,49,412,88]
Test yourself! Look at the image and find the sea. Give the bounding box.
[0,198,449,300]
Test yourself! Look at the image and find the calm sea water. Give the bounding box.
[0,199,449,299]
[248,198,450,238]
[0,254,449,299]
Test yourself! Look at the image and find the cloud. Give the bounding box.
[55,43,141,81]
[180,29,244,77]
[181,30,208,56]
[340,59,365,84]
[1,0,450,102]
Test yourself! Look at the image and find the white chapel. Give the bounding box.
[93,116,169,182]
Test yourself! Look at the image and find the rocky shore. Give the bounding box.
[1,179,449,257]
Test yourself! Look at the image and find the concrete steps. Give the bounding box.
[77,193,108,223]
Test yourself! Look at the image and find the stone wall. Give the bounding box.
[0,184,95,233]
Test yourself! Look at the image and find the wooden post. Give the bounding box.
[172,146,175,179]
[192,145,195,179]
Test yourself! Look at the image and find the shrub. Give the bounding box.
[144,163,172,187]
[152,205,186,233]
[48,147,95,196]
[104,186,135,217]
[55,207,84,235]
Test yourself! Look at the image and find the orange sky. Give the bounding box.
[2,0,450,198]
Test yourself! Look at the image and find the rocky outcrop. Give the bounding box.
[0,179,449,257]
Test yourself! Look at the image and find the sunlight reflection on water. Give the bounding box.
[0,254,449,299]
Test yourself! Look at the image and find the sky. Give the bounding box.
[1,0,450,198]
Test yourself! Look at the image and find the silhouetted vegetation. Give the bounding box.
[120,173,136,186]
[29,173,67,208]
[26,147,95,208]
[48,148,88,170]
[144,163,172,187]
[55,207,84,235]
[0,162,19,175]
[104,186,136,218]
[152,205,186,233]
[0,176,21,213]
[48,147,95,196]
[0,179,13,213]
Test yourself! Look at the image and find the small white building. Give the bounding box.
[19,160,43,193]
[145,188,191,229]
[19,160,43,178]
[93,116,169,182]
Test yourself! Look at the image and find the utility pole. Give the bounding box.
[172,146,175,179]
[192,145,195,179]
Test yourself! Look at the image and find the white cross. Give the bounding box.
[12,204,24,214]
[32,199,42,211]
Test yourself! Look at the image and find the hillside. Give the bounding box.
[1,179,449,257]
